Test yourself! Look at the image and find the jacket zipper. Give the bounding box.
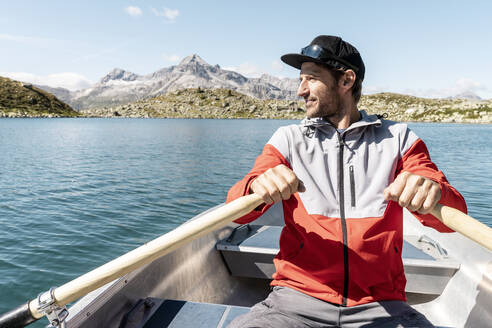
[349,165,356,207]
[338,133,349,306]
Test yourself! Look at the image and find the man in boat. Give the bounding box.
[226,35,467,327]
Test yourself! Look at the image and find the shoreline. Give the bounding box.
[1,116,491,125]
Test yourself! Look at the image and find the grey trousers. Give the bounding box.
[227,286,434,328]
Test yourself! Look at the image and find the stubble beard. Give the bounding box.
[307,89,342,120]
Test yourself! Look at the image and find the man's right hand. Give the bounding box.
[250,164,304,205]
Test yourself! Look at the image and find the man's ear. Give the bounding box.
[340,70,356,90]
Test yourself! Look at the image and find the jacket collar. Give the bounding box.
[300,110,382,134]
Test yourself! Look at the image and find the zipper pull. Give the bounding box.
[337,133,345,147]
[349,165,356,207]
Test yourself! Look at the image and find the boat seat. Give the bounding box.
[216,225,460,295]
[127,298,454,328]
[127,298,249,328]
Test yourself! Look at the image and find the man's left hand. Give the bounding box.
[384,171,441,214]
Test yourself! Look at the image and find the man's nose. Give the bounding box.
[297,80,309,98]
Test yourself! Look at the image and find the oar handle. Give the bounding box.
[15,193,263,323]
[0,303,36,328]
[430,204,492,251]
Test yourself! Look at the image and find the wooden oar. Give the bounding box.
[0,193,264,328]
[431,204,492,251]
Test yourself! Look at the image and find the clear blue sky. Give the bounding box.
[1,1,491,99]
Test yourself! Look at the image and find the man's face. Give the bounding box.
[298,62,341,119]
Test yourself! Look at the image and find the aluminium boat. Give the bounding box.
[59,202,492,328]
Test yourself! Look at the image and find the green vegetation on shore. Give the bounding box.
[0,76,79,118]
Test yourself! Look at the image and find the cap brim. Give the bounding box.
[281,53,327,70]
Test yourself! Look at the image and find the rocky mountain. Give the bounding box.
[33,84,73,104]
[99,68,140,83]
[0,76,79,117]
[448,91,482,101]
[253,74,299,92]
[81,88,492,124]
[39,55,299,110]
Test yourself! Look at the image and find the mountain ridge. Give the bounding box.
[38,54,299,110]
[26,54,490,118]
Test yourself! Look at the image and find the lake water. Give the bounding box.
[0,118,491,325]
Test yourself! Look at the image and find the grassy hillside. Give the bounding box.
[0,76,79,117]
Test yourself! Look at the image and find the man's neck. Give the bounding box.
[326,105,360,129]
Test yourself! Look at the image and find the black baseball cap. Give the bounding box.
[281,35,365,81]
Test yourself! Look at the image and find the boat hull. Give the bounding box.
[65,205,492,328]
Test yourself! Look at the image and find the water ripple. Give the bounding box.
[0,119,490,322]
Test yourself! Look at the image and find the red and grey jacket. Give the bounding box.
[226,111,467,307]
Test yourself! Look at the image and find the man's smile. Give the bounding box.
[305,98,317,106]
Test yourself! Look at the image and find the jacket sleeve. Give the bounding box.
[226,143,291,224]
[397,138,467,233]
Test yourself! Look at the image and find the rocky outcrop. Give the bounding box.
[359,93,492,124]
[81,88,304,119]
[0,76,79,118]
[81,89,492,123]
